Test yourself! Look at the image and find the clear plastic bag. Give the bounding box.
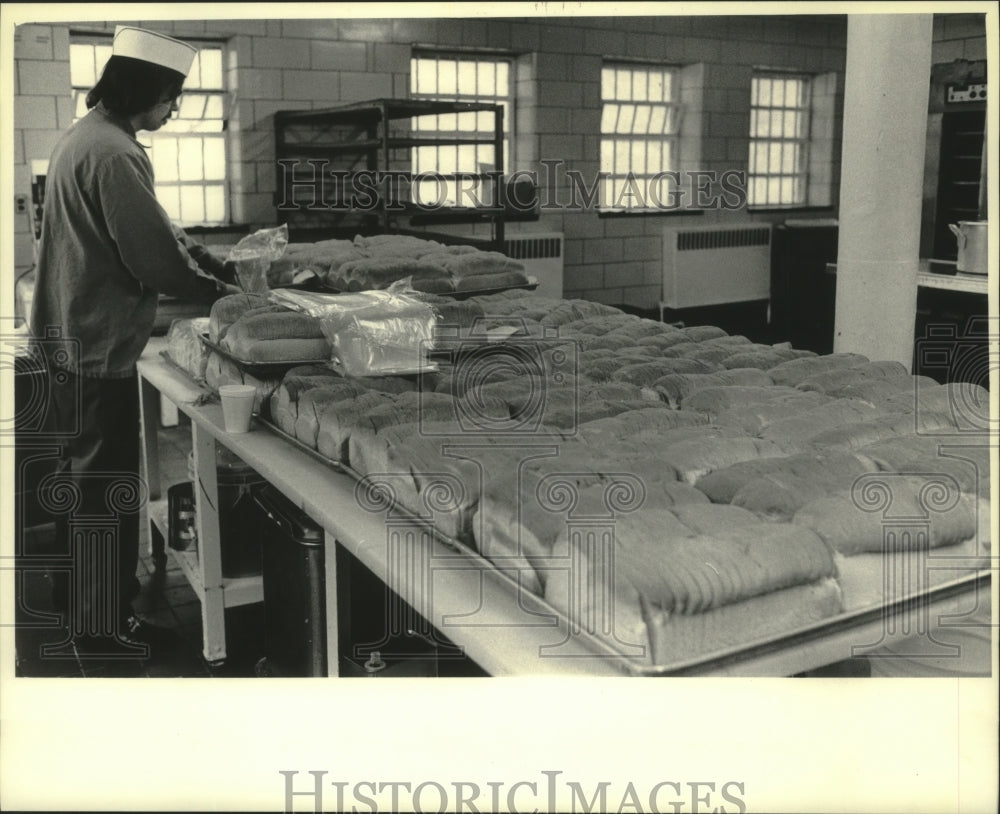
[227,224,289,294]
[269,287,438,376]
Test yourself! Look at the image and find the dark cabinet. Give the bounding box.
[931,109,987,260]
[769,222,839,354]
[913,289,990,388]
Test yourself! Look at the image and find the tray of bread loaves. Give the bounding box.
[321,274,540,300]
[199,332,333,370]
[265,233,538,298]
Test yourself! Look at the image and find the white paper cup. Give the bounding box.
[218,384,256,433]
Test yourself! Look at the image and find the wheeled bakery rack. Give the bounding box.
[273,98,506,251]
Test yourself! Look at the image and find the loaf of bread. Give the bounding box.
[641,579,843,665]
[542,504,841,664]
[476,469,668,596]
[229,337,333,364]
[293,384,381,449]
[796,360,910,394]
[680,324,730,342]
[829,375,938,406]
[538,300,624,327]
[712,391,831,434]
[857,435,991,499]
[805,409,969,451]
[677,345,750,366]
[879,382,990,429]
[166,317,210,380]
[567,314,640,336]
[792,476,979,556]
[208,293,273,342]
[612,358,720,386]
[353,233,444,257]
[224,310,325,342]
[695,449,878,505]
[796,474,991,610]
[759,398,883,449]
[345,391,458,469]
[660,436,787,484]
[315,391,402,462]
[830,534,988,611]
[220,309,332,363]
[767,352,870,387]
[650,368,774,408]
[618,518,837,614]
[729,451,882,520]
[682,384,804,418]
[269,365,342,434]
[722,347,815,370]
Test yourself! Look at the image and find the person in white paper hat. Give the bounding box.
[31,26,238,668]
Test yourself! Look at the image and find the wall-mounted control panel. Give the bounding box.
[946,82,987,103]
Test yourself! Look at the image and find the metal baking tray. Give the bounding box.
[643,569,991,676]
[199,332,333,373]
[259,414,992,676]
[257,416,347,473]
[320,275,539,300]
[201,333,437,379]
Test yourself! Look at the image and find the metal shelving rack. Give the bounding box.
[273,98,506,250]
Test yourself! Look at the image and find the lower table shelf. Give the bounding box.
[148,497,263,607]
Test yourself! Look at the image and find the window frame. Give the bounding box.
[409,49,515,207]
[598,61,682,214]
[747,70,813,209]
[69,31,231,226]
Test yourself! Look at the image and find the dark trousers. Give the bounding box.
[46,369,143,636]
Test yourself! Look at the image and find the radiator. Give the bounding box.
[503,233,564,299]
[661,224,772,309]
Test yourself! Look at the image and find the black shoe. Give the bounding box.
[121,614,181,649]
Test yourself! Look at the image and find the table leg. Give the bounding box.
[192,422,227,665]
[324,532,340,677]
[138,374,166,570]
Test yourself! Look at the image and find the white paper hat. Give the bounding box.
[112,26,196,76]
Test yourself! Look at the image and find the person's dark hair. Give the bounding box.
[86,55,184,115]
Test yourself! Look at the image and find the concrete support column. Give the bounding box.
[833,14,933,368]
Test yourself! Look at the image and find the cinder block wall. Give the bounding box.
[932,13,987,62]
[13,14,851,307]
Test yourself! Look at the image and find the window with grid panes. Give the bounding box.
[70,34,229,225]
[600,63,680,211]
[409,52,512,207]
[748,73,810,207]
